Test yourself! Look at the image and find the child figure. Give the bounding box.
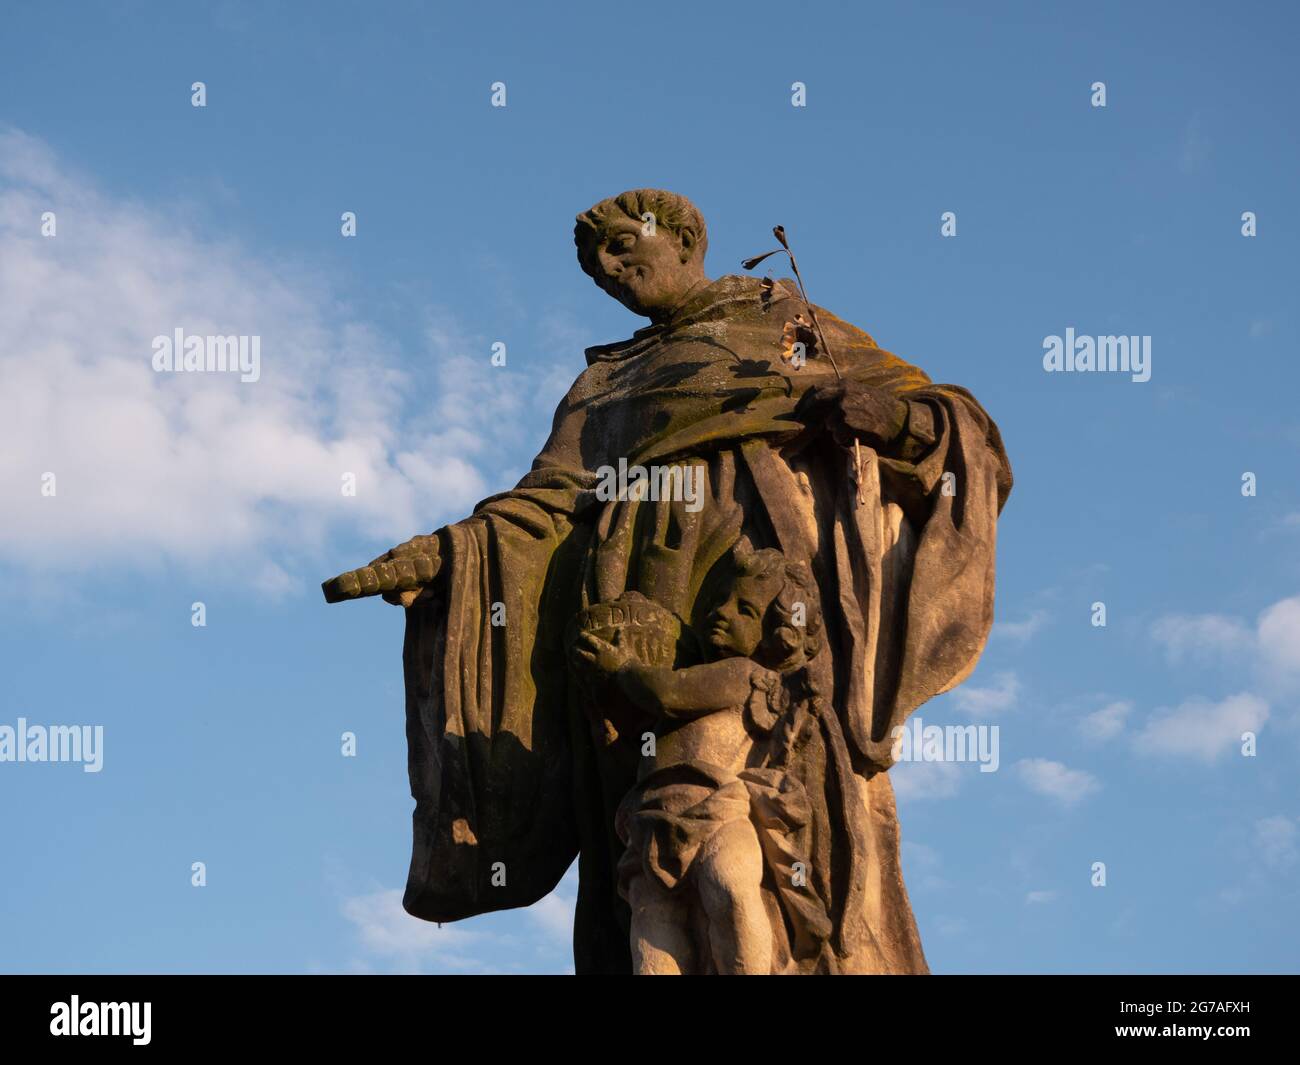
[570,544,823,975]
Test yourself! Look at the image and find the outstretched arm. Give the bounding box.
[323,373,595,608]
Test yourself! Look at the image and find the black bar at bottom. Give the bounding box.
[0,973,1287,1051]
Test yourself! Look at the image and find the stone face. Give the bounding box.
[323,189,1013,974]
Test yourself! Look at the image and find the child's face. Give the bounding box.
[706,573,782,659]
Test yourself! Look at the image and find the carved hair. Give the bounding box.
[732,546,823,667]
[573,189,708,278]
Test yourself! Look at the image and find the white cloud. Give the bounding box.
[950,671,1019,717]
[528,891,574,942]
[341,888,491,973]
[1257,597,1300,678]
[0,128,569,588]
[342,875,578,974]
[1015,758,1099,806]
[527,863,577,942]
[1152,613,1253,664]
[993,609,1048,644]
[890,758,964,802]
[1142,599,1298,755]
[1152,597,1300,686]
[1079,700,1132,742]
[1025,890,1056,904]
[1132,692,1268,762]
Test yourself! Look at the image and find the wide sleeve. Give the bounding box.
[833,380,1012,767]
[401,389,600,922]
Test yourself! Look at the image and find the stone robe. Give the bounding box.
[398,274,1013,973]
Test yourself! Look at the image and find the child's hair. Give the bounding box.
[732,546,823,667]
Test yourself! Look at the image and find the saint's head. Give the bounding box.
[574,189,711,323]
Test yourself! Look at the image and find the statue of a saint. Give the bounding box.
[324,189,1013,974]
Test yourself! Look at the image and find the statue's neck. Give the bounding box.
[647,276,713,325]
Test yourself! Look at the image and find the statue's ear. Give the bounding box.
[677,224,700,263]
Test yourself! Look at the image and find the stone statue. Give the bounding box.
[323,189,1013,974]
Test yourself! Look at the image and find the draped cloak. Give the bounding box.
[399,274,1013,974]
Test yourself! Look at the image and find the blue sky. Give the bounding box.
[1,0,1296,974]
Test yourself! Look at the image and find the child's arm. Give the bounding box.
[618,658,760,718]
[569,631,758,718]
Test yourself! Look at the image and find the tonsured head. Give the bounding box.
[574,189,710,322]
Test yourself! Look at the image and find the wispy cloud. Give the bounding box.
[1257,597,1300,679]
[341,870,577,975]
[1015,758,1100,806]
[526,864,578,943]
[1079,700,1132,742]
[993,609,1049,644]
[340,889,496,974]
[1152,613,1254,665]
[1131,598,1300,761]
[0,127,564,592]
[1152,597,1300,686]
[951,671,1020,716]
[1132,692,1268,762]
[891,758,964,802]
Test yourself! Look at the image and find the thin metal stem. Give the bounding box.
[782,251,843,382]
[781,245,862,503]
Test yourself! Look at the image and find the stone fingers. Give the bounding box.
[321,554,438,603]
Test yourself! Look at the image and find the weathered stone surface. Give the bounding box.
[323,189,1013,974]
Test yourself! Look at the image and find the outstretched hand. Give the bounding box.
[321,534,442,606]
